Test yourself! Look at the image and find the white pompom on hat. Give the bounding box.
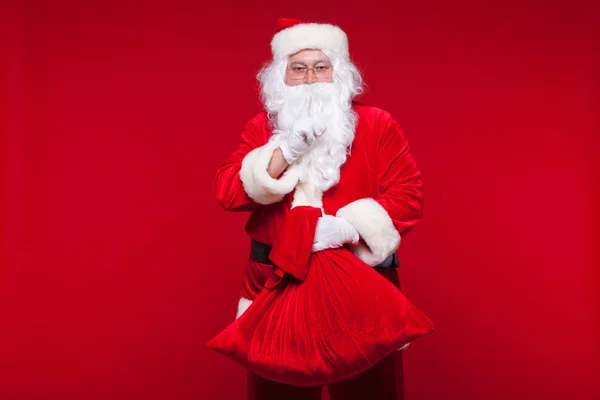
[271,18,349,60]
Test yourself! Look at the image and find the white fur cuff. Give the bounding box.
[236,297,253,319]
[336,198,401,266]
[239,140,299,205]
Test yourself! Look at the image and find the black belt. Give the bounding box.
[250,239,399,271]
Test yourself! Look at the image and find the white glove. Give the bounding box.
[312,215,360,252]
[279,118,326,164]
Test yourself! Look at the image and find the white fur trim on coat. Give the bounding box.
[239,140,299,205]
[236,297,253,319]
[271,23,349,60]
[290,171,323,209]
[398,342,411,351]
[336,198,401,267]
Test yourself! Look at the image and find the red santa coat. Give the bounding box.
[215,103,423,303]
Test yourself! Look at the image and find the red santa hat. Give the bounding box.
[271,18,349,60]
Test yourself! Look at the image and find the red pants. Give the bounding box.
[248,350,404,400]
[245,267,405,400]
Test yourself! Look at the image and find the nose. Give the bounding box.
[304,68,317,84]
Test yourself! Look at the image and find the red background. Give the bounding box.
[2,1,599,399]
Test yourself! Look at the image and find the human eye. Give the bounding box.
[292,66,306,72]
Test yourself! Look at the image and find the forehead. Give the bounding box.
[288,49,330,65]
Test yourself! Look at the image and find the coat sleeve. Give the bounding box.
[215,117,299,211]
[336,113,423,266]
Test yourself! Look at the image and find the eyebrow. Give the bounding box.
[289,59,330,66]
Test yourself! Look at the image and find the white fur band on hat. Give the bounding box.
[271,23,349,60]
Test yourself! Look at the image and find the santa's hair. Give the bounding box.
[257,50,363,121]
[256,50,364,191]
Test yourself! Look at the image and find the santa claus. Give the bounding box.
[215,18,423,400]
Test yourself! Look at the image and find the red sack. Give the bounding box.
[208,206,434,387]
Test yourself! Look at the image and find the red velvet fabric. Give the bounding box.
[214,104,424,247]
[277,18,305,31]
[208,206,434,387]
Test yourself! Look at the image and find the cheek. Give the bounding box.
[285,76,302,87]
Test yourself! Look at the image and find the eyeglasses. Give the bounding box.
[286,63,332,80]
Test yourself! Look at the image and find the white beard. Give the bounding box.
[268,82,356,192]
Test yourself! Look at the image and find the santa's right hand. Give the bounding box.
[279,118,320,164]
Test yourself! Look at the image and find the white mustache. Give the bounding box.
[268,82,355,192]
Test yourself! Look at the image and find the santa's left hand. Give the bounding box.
[312,215,360,252]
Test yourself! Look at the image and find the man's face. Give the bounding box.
[285,49,333,86]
